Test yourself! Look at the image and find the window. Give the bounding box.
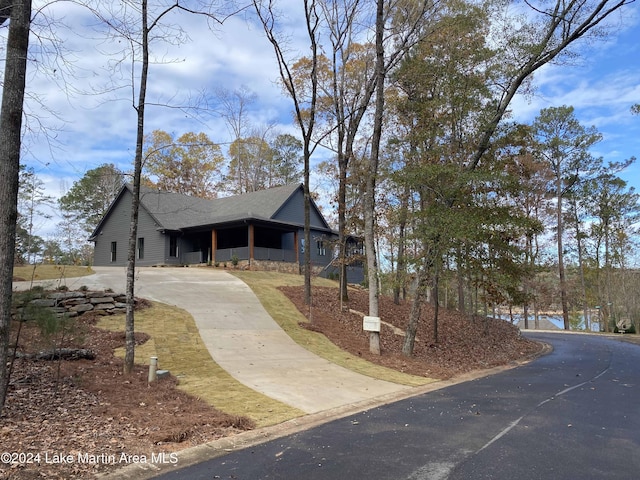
[317,240,326,256]
[110,242,117,262]
[169,235,178,257]
[137,237,144,260]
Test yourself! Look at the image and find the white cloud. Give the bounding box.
[5,0,640,240]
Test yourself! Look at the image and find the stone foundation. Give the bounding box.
[248,259,301,274]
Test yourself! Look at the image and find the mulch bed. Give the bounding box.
[1,313,254,480]
[279,285,543,380]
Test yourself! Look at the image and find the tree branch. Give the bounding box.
[0,0,10,26]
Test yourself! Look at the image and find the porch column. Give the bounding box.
[294,230,299,264]
[248,224,255,262]
[211,229,217,264]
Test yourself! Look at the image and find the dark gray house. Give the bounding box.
[90,183,364,282]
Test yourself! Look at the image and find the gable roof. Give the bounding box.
[90,183,330,239]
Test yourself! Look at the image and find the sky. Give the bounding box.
[4,0,640,239]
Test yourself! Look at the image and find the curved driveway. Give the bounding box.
[31,266,413,414]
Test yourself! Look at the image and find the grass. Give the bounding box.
[13,264,94,282]
[97,302,304,428]
[231,271,432,387]
[94,269,430,429]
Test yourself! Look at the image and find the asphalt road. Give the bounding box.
[153,332,640,480]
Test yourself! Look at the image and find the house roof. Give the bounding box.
[90,183,330,239]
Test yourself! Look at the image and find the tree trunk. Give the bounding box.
[523,234,533,330]
[364,0,384,320]
[557,177,570,330]
[337,150,348,302]
[402,266,428,356]
[432,256,441,344]
[604,221,613,333]
[362,0,385,354]
[0,0,32,413]
[303,160,312,306]
[17,348,96,361]
[124,0,150,374]
[393,187,408,305]
[575,221,590,331]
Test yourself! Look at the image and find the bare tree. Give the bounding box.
[213,86,257,194]
[17,166,55,264]
[364,0,386,354]
[361,0,437,353]
[253,0,323,305]
[0,0,32,413]
[314,0,374,303]
[89,0,234,373]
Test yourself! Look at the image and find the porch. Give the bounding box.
[215,246,298,263]
[181,223,300,266]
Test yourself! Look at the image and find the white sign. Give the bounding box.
[363,316,381,332]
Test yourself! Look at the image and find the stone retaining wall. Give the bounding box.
[246,260,325,276]
[14,290,133,318]
[248,259,301,274]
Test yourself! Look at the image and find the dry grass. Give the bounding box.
[97,302,304,428]
[231,271,433,387]
[12,264,94,282]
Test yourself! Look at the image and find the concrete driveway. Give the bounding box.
[16,266,412,414]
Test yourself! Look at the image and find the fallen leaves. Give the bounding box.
[1,316,254,479]
[280,285,542,380]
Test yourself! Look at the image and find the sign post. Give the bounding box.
[363,316,381,355]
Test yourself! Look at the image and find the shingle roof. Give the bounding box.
[137,183,304,230]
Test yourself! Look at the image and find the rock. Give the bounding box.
[62,299,89,307]
[17,289,144,319]
[90,297,115,304]
[30,299,56,307]
[48,292,85,300]
[69,304,94,313]
[93,303,115,310]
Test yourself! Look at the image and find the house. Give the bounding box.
[90,183,364,283]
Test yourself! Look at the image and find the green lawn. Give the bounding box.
[98,302,304,428]
[13,264,94,282]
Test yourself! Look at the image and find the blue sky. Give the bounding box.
[509,5,640,179]
[5,0,640,237]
